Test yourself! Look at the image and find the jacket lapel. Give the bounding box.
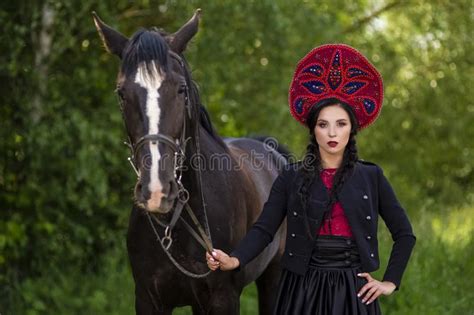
[307,176,328,231]
[338,164,360,219]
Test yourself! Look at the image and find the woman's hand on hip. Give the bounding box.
[205,249,240,271]
[357,273,396,305]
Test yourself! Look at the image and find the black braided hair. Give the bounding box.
[298,98,359,240]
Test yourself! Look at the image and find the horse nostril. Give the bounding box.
[161,180,177,200]
[161,180,170,196]
[135,182,147,203]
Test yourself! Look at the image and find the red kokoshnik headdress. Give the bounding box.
[289,44,383,129]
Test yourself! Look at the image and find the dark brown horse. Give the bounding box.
[93,10,288,315]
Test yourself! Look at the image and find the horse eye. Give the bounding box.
[117,88,126,101]
[177,84,186,94]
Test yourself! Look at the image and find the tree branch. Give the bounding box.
[343,0,404,34]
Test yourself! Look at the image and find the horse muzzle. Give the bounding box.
[135,179,179,214]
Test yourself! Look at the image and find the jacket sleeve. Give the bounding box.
[376,165,416,290]
[229,169,289,270]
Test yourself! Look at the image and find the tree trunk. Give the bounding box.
[31,2,55,123]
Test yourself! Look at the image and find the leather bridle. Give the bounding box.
[117,51,214,278]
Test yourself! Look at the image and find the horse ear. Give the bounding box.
[92,11,128,58]
[169,9,201,53]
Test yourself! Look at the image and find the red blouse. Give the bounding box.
[317,168,354,237]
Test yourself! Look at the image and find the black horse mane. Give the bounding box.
[121,29,226,149]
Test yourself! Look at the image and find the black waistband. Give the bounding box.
[309,235,361,269]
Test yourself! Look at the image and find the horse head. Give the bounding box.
[93,10,201,214]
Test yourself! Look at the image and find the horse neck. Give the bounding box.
[180,123,227,214]
[179,76,228,216]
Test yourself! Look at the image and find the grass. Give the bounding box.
[5,206,474,314]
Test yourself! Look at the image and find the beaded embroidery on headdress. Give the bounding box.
[289,44,383,129]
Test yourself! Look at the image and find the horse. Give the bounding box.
[92,9,288,315]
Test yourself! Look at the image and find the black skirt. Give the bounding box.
[273,235,382,315]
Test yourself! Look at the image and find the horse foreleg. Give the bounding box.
[134,284,173,315]
[135,298,172,315]
[191,290,240,315]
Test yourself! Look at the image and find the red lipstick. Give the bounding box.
[327,141,338,148]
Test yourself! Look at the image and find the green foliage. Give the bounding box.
[1,0,472,313]
[375,206,474,314]
[7,241,135,315]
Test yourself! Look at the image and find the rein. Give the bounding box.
[118,51,213,278]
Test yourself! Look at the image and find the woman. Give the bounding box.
[205,44,416,314]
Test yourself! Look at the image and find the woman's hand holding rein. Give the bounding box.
[206,249,240,271]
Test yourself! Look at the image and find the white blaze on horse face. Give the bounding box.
[134,61,165,210]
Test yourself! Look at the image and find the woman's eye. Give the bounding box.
[338,122,347,127]
[317,123,327,128]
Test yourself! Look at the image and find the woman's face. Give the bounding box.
[314,104,352,158]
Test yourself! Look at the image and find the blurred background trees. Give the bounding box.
[1,0,472,314]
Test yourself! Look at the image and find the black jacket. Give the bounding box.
[230,160,416,289]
